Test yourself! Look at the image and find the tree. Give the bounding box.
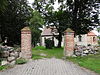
[0,0,7,13]
[97,27,100,32]
[0,0,8,42]
[66,0,99,34]
[45,10,71,47]
[97,26,100,45]
[32,0,100,47]
[0,0,32,45]
[29,10,44,47]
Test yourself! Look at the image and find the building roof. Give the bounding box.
[41,27,58,36]
[41,27,97,36]
[87,31,96,36]
[41,28,53,36]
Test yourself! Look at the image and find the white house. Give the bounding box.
[40,27,98,47]
[74,32,98,46]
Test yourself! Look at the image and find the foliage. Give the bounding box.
[46,10,71,47]
[45,38,54,49]
[98,36,100,46]
[0,0,32,45]
[0,0,7,13]
[32,0,99,47]
[32,46,64,59]
[0,65,13,71]
[97,27,100,45]
[97,27,100,33]
[29,11,44,46]
[67,53,100,74]
[16,58,27,64]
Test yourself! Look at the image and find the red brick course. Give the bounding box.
[64,28,74,56]
[20,27,32,59]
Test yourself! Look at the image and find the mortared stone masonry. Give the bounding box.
[20,27,32,59]
[64,28,74,56]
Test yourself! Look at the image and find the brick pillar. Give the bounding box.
[64,28,74,56]
[20,27,32,59]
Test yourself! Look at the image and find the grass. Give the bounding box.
[0,58,27,71]
[33,46,100,74]
[67,53,100,74]
[16,58,27,64]
[32,46,64,60]
[0,65,13,71]
[0,46,99,74]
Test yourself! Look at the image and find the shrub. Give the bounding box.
[0,65,7,70]
[45,38,54,49]
[16,58,27,64]
[0,65,12,71]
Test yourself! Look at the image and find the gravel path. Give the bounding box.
[0,58,98,75]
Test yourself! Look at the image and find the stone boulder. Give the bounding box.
[74,45,99,56]
[10,51,19,58]
[7,56,16,62]
[1,60,9,66]
[9,60,16,65]
[1,51,9,58]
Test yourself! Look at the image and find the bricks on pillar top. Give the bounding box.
[64,28,74,56]
[20,27,32,59]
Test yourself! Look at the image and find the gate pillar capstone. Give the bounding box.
[64,28,74,56]
[20,27,32,59]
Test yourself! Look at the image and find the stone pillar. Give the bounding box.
[20,27,32,59]
[64,28,74,56]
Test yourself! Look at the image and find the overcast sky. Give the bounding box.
[28,0,34,4]
[28,0,60,10]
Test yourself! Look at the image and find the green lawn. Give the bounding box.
[67,53,100,74]
[32,46,100,74]
[32,46,64,59]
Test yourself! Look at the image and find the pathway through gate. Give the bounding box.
[20,27,75,59]
[0,58,98,75]
[11,27,98,75]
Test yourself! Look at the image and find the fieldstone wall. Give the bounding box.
[20,27,32,59]
[64,28,74,56]
[74,45,99,57]
[0,45,20,65]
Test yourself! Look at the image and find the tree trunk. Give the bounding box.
[0,34,2,42]
[57,32,62,48]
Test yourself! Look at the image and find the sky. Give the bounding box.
[27,0,60,10]
[28,0,34,4]
[27,0,33,7]
[27,0,100,36]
